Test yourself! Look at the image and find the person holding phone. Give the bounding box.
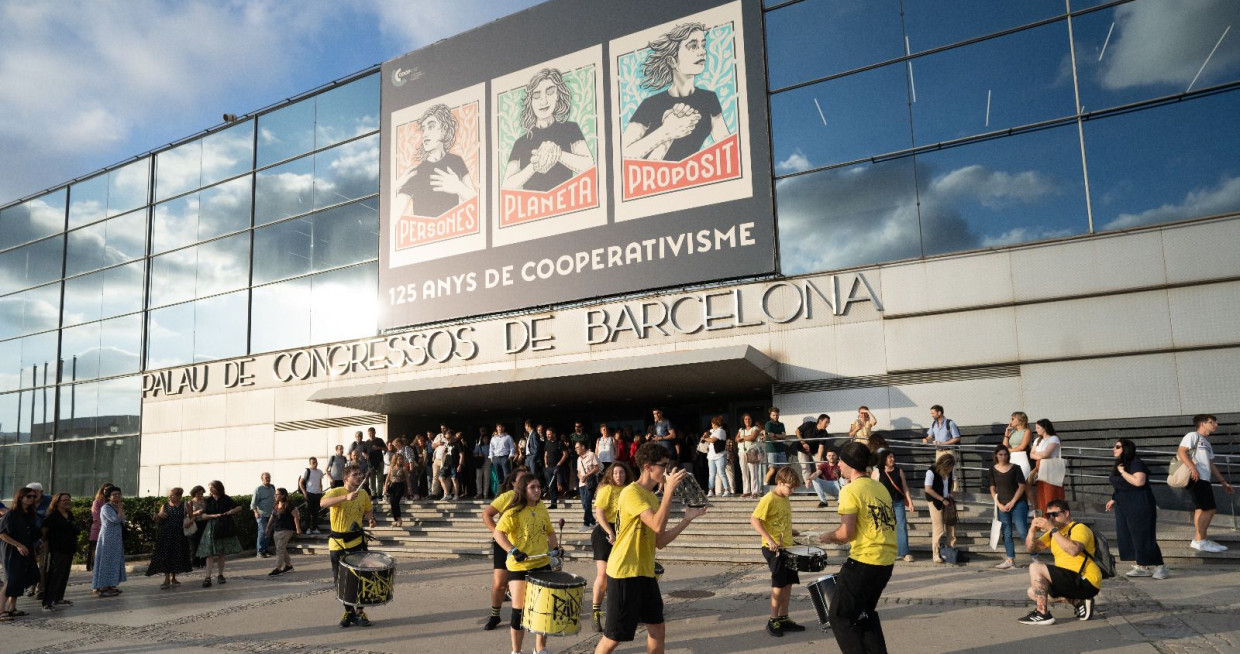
[849,407,878,444]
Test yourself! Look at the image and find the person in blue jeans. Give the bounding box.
[989,444,1029,569]
[874,448,916,561]
[251,473,275,557]
[575,441,601,530]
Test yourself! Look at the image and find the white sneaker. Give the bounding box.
[1190,539,1208,551]
[1126,565,1152,577]
[707,491,715,497]
[1152,565,1169,580]
[995,559,1014,570]
[1204,540,1228,553]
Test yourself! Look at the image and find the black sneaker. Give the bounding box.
[817,501,829,508]
[766,619,785,637]
[1075,598,1094,621]
[339,610,354,628]
[356,610,371,627]
[484,615,502,631]
[781,618,807,632]
[1018,610,1055,625]
[267,568,283,577]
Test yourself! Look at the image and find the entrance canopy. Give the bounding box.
[306,345,778,416]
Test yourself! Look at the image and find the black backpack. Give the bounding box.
[1071,523,1116,579]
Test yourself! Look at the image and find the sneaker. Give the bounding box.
[1018,610,1055,625]
[484,614,502,630]
[42,605,56,612]
[268,568,284,577]
[282,565,294,573]
[548,503,557,509]
[903,555,915,563]
[1204,540,1229,552]
[995,559,1014,570]
[781,618,807,632]
[1190,539,1208,551]
[356,610,371,627]
[1075,597,1094,621]
[217,575,226,585]
[766,618,784,637]
[339,610,354,628]
[817,502,829,508]
[1126,565,1152,577]
[1152,565,1169,580]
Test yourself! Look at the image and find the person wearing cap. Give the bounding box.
[819,441,897,653]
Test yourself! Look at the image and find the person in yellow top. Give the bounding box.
[1018,499,1101,626]
[481,468,533,630]
[320,464,376,628]
[595,442,706,654]
[848,406,877,444]
[493,474,559,654]
[819,441,896,653]
[750,465,806,637]
[590,462,633,633]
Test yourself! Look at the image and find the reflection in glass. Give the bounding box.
[771,62,911,172]
[777,157,921,274]
[149,246,197,308]
[915,126,1088,256]
[1073,0,1240,113]
[146,302,194,369]
[0,190,66,250]
[154,178,251,255]
[22,283,61,336]
[314,134,379,210]
[59,315,142,383]
[910,21,1075,145]
[0,340,19,393]
[310,263,376,345]
[1086,90,1240,232]
[251,275,311,353]
[51,436,139,497]
[107,158,150,218]
[257,99,315,168]
[765,0,903,90]
[57,377,142,441]
[65,210,147,277]
[68,174,108,229]
[253,198,378,285]
[60,321,101,382]
[0,235,64,295]
[152,194,198,254]
[19,331,59,389]
[65,221,108,277]
[0,295,21,341]
[201,121,255,188]
[156,138,203,202]
[902,0,1063,53]
[255,155,313,225]
[315,74,380,150]
[195,233,250,299]
[0,443,54,495]
[194,291,248,363]
[101,260,144,319]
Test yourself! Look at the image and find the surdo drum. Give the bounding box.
[336,551,396,607]
[523,571,586,636]
[807,573,837,630]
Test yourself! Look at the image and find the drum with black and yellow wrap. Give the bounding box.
[336,551,396,607]
[523,571,586,636]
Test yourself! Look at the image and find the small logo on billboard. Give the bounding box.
[392,67,422,87]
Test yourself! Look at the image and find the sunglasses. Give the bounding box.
[1044,511,1062,518]
[1112,444,1123,450]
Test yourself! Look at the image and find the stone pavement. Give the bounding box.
[4,553,1239,654]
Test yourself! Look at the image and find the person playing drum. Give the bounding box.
[494,473,560,654]
[482,468,533,631]
[751,465,807,637]
[595,442,706,654]
[320,464,377,628]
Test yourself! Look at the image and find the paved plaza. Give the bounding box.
[3,552,1239,654]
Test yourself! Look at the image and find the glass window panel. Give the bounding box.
[315,74,380,149]
[255,155,314,225]
[22,282,60,335]
[59,384,96,439]
[60,321,101,383]
[314,134,379,210]
[0,392,20,444]
[257,98,315,168]
[902,0,1065,53]
[107,158,150,218]
[51,436,139,497]
[103,208,147,266]
[771,62,911,171]
[0,190,65,250]
[0,296,20,341]
[198,175,251,241]
[253,216,313,285]
[63,271,104,327]
[0,340,20,393]
[68,173,108,229]
[20,331,58,389]
[0,443,53,494]
[155,138,203,202]
[915,125,1088,255]
[201,120,254,188]
[0,235,64,295]
[1073,0,1240,114]
[251,275,311,353]
[314,198,379,271]
[195,232,249,298]
[765,0,904,89]
[101,260,144,319]
[776,157,920,275]
[194,291,248,362]
[65,221,108,277]
[309,263,376,345]
[99,314,142,379]
[147,302,194,370]
[152,194,198,254]
[1086,90,1240,232]
[910,21,1076,146]
[98,376,141,435]
[149,247,197,308]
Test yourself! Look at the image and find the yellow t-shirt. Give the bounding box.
[1040,522,1101,589]
[497,503,552,572]
[606,483,659,579]
[323,486,372,551]
[594,483,624,525]
[491,490,515,512]
[837,477,897,566]
[752,491,793,549]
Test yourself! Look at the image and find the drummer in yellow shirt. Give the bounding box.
[494,473,559,654]
[481,468,533,630]
[819,441,897,653]
[751,465,806,637]
[320,464,376,628]
[595,442,706,654]
[591,462,634,633]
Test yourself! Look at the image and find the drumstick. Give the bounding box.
[557,518,565,553]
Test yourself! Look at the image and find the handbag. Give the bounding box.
[941,497,959,526]
[1039,457,1067,487]
[1167,434,1199,488]
[989,506,1002,551]
[745,447,762,464]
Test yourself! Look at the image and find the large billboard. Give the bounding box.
[379,0,772,329]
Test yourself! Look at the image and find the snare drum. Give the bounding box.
[782,545,828,572]
[336,551,396,607]
[524,571,586,636]
[807,574,836,630]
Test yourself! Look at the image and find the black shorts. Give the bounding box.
[492,540,508,570]
[604,575,664,642]
[1047,565,1100,601]
[1188,478,1217,511]
[762,546,800,588]
[592,525,614,562]
[439,466,456,479]
[506,564,551,582]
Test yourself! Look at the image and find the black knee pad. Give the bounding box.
[510,608,523,630]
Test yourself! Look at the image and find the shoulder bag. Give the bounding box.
[1167,434,1199,489]
[941,497,959,526]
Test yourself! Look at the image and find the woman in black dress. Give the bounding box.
[147,487,193,588]
[0,486,40,620]
[1107,438,1167,579]
[40,492,80,610]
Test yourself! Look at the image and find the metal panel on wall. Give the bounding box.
[378,0,774,330]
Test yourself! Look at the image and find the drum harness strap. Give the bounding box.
[328,529,368,547]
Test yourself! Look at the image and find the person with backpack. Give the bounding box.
[922,404,960,461]
[298,457,326,535]
[1018,499,1107,626]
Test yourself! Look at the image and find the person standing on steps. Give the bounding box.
[1178,414,1234,552]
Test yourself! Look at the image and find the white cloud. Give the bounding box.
[1104,175,1240,231]
[927,165,1053,208]
[1099,0,1240,90]
[775,149,812,174]
[980,226,1076,248]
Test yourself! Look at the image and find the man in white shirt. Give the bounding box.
[1178,414,1234,552]
[298,457,327,534]
[576,441,601,531]
[490,423,516,485]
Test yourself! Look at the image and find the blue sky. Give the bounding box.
[0,0,544,207]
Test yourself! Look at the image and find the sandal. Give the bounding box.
[217,575,226,585]
[0,611,12,622]
[202,578,212,588]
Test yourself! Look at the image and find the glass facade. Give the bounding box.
[1,1,1238,495]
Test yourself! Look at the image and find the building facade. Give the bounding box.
[1,0,1238,497]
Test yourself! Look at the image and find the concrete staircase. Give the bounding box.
[291,490,1240,566]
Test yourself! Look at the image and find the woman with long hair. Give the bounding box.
[501,67,594,191]
[1004,411,1033,478]
[494,473,558,654]
[146,487,193,588]
[924,454,957,564]
[86,482,113,572]
[590,462,633,632]
[874,449,915,562]
[266,487,300,576]
[40,492,79,610]
[197,481,242,587]
[736,413,762,498]
[91,486,126,597]
[186,486,207,568]
[385,451,409,527]
[0,486,41,619]
[1107,438,1167,579]
[989,445,1029,570]
[1030,418,1065,513]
